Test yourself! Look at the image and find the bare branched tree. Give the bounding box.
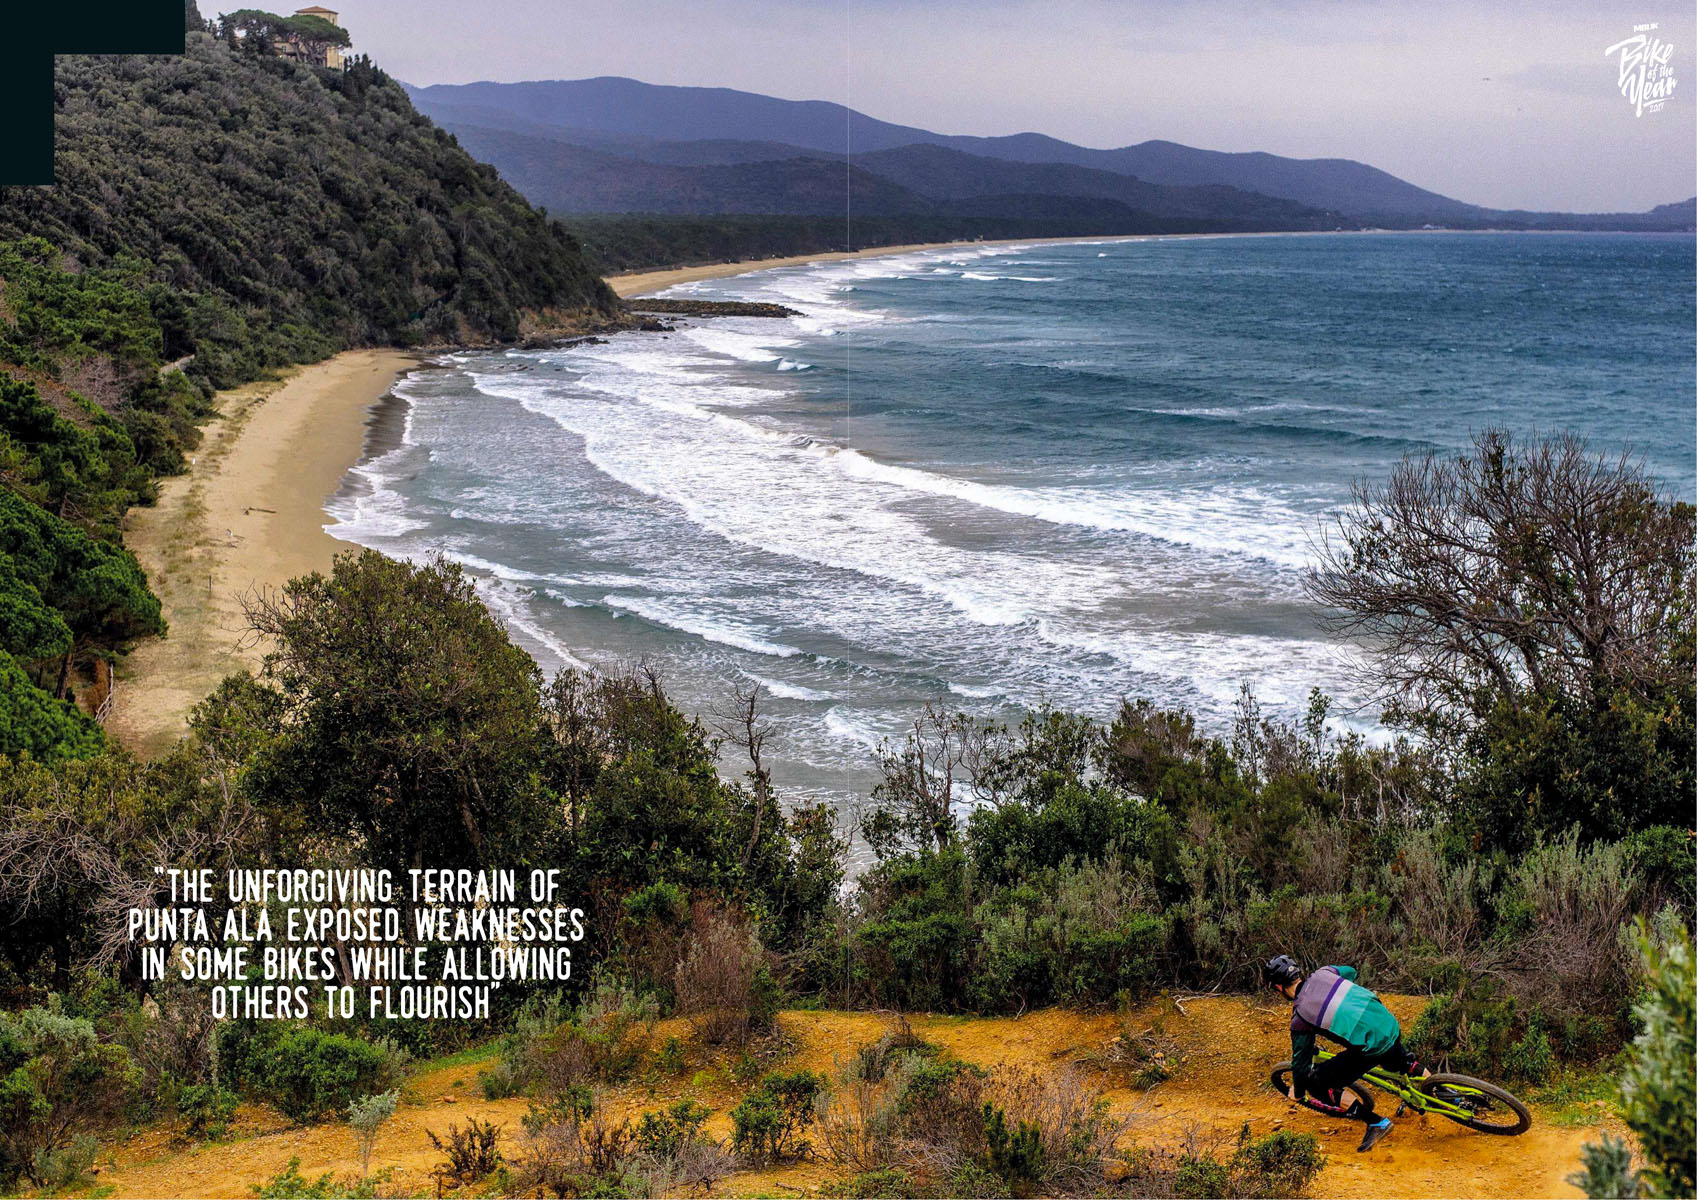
[1307,429,1694,725]
[708,682,775,869]
[0,762,256,981]
[861,704,974,857]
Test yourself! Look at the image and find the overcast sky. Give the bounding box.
[320,0,1692,211]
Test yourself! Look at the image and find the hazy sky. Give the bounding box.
[320,0,1692,211]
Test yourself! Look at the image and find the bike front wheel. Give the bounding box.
[1416,1073,1532,1135]
[1269,1061,1376,1121]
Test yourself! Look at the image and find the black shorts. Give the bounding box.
[1306,1040,1421,1118]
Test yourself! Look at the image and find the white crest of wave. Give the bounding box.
[603,593,803,659]
[745,673,834,702]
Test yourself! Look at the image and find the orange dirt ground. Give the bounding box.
[86,996,1617,1199]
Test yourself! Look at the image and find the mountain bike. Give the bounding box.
[1270,1048,1532,1135]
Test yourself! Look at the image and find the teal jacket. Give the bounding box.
[1289,965,1402,1095]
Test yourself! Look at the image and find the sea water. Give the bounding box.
[327,232,1696,820]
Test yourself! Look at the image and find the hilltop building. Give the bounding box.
[279,6,348,69]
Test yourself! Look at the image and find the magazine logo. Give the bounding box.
[1605,24,1677,116]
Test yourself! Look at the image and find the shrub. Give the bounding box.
[1174,1153,1231,1199]
[731,1070,825,1163]
[820,1063,903,1171]
[429,1118,503,1184]
[513,1088,733,1199]
[567,979,659,1082]
[348,1090,398,1178]
[0,1004,138,1188]
[982,1103,1044,1194]
[1121,1127,1324,1199]
[1614,912,1695,1199]
[514,1091,633,1196]
[619,880,691,995]
[822,1168,922,1198]
[177,1081,239,1140]
[968,859,1167,1012]
[498,981,658,1110]
[630,1137,736,1197]
[654,1035,686,1076]
[250,1156,383,1199]
[1229,1127,1325,1198]
[1407,986,1563,1084]
[219,1024,406,1124]
[1568,1133,1644,1200]
[30,1134,98,1192]
[982,1067,1128,1193]
[892,1057,986,1156]
[632,1099,712,1160]
[674,912,776,1047]
[479,1059,520,1100]
[1499,829,1638,1014]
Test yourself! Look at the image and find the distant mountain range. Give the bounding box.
[404,77,1695,234]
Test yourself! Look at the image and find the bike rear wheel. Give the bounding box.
[1270,1061,1376,1121]
[1416,1073,1531,1135]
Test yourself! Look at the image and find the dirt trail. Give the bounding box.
[91,998,1613,1199]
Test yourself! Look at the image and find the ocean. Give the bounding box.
[327,231,1697,818]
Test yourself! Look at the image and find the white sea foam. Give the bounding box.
[746,674,834,702]
[324,381,429,540]
[961,271,1058,282]
[603,593,803,659]
[828,447,1319,569]
[823,706,888,751]
[477,580,591,672]
[681,325,792,364]
[468,363,1090,629]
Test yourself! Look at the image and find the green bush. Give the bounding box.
[1616,914,1695,1199]
[731,1070,824,1163]
[176,1081,239,1140]
[1568,1133,1643,1200]
[0,1004,138,1188]
[30,1134,98,1192]
[479,1059,520,1101]
[982,1103,1044,1194]
[1229,1127,1325,1197]
[251,1156,382,1200]
[348,1090,398,1178]
[428,1118,503,1185]
[821,1168,922,1199]
[1174,1153,1231,1199]
[632,1098,712,1160]
[218,1023,406,1124]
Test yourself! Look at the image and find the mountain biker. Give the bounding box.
[1265,954,1429,1152]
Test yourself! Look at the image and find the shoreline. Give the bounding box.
[608,239,1007,296]
[605,226,1671,297]
[111,349,416,757]
[607,232,1218,296]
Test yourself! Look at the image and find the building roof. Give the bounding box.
[294,6,339,16]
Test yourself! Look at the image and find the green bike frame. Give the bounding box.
[1311,1047,1481,1122]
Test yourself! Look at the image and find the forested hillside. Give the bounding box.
[3,24,615,387]
[0,8,618,759]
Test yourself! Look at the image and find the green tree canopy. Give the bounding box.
[236,550,556,876]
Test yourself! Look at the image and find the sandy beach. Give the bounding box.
[111,349,415,757]
[608,239,1020,296]
[604,229,1507,297]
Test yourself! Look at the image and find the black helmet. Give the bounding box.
[1265,954,1302,989]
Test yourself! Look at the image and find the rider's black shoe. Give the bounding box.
[1357,1117,1393,1152]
